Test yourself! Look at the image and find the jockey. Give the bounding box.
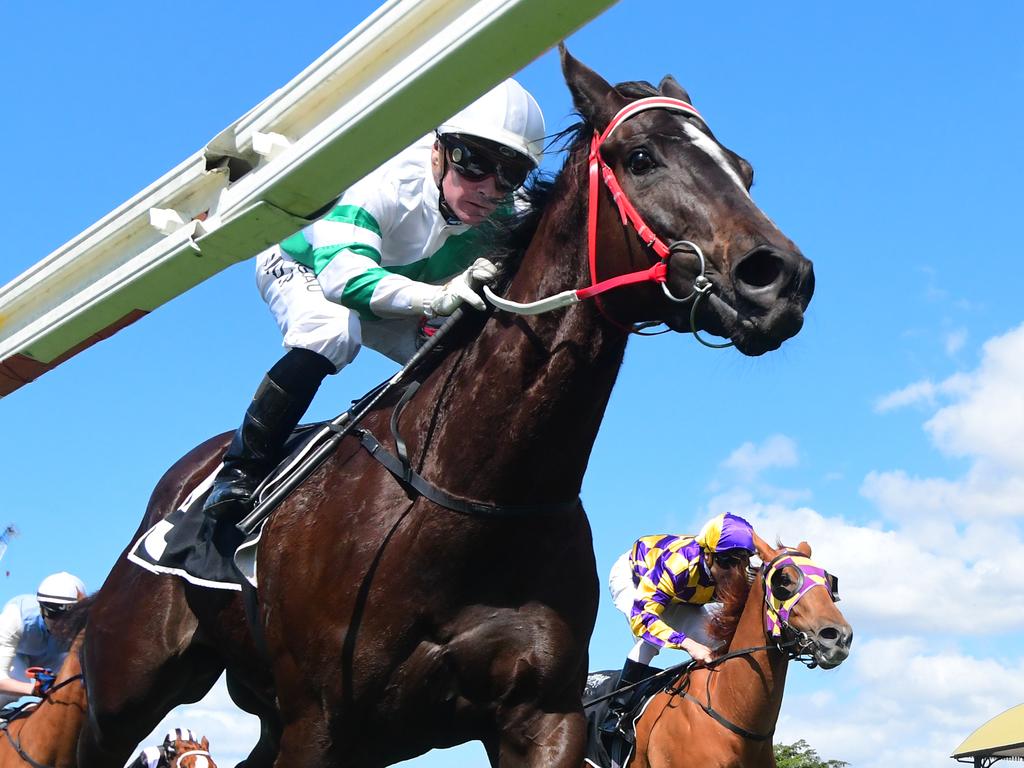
[599,513,756,751]
[0,572,86,706]
[202,78,545,531]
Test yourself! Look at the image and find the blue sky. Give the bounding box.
[2,1,1023,766]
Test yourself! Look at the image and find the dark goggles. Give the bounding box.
[713,550,751,570]
[439,133,534,192]
[40,602,70,620]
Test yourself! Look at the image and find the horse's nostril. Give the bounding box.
[817,626,840,645]
[735,249,784,290]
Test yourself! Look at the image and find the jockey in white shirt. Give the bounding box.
[0,572,85,706]
[201,79,545,533]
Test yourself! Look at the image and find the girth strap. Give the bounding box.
[356,428,579,518]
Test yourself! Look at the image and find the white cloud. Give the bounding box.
[721,434,798,479]
[945,328,968,356]
[708,489,1024,636]
[924,325,1024,471]
[874,379,938,412]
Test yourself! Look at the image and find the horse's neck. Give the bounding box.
[713,577,789,734]
[409,164,628,503]
[4,656,86,767]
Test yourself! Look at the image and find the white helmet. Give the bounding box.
[437,78,546,167]
[36,572,86,606]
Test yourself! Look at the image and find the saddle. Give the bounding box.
[127,421,330,590]
[583,669,665,768]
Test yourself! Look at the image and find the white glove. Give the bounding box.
[421,258,499,317]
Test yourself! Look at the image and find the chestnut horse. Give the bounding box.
[623,537,852,768]
[163,730,217,768]
[0,617,89,768]
[79,47,815,768]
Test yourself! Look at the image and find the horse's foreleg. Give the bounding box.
[78,570,225,768]
[491,709,587,767]
[227,672,281,768]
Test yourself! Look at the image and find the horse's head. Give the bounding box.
[162,729,214,768]
[560,47,814,355]
[754,538,852,669]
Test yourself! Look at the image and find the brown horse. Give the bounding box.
[0,623,89,768]
[625,537,852,768]
[79,47,815,768]
[163,730,217,768]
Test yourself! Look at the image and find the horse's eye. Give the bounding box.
[627,149,656,175]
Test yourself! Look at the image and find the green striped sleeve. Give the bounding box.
[339,267,396,320]
[417,229,483,283]
[324,204,382,237]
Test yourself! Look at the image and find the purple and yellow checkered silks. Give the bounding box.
[762,553,834,638]
[696,512,755,554]
[628,534,717,648]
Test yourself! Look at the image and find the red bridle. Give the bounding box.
[483,96,716,331]
[581,97,705,312]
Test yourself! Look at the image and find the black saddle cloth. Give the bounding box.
[127,423,326,590]
[583,668,665,768]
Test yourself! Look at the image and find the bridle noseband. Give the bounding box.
[483,96,734,346]
[762,549,841,664]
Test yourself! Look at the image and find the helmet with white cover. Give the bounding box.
[437,78,546,168]
[36,572,86,607]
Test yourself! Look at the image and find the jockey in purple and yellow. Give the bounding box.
[600,513,757,749]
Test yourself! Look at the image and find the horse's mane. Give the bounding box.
[706,565,752,651]
[50,593,95,645]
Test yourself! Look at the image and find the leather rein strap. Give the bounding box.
[355,378,580,518]
[357,428,578,517]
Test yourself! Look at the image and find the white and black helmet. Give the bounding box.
[36,571,86,608]
[437,78,546,170]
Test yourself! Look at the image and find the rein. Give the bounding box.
[0,673,85,768]
[581,643,780,710]
[483,96,734,347]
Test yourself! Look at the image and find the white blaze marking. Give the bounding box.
[683,123,751,197]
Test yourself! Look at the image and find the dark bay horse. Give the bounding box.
[623,536,852,768]
[79,47,814,768]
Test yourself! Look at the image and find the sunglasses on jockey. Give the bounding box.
[438,133,534,192]
[712,550,752,570]
[40,602,71,620]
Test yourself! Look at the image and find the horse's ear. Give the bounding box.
[797,541,812,556]
[752,532,774,562]
[559,43,625,131]
[201,736,209,750]
[659,75,692,104]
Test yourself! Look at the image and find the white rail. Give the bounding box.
[0,0,618,397]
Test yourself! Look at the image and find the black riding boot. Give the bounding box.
[203,348,335,526]
[599,658,656,760]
